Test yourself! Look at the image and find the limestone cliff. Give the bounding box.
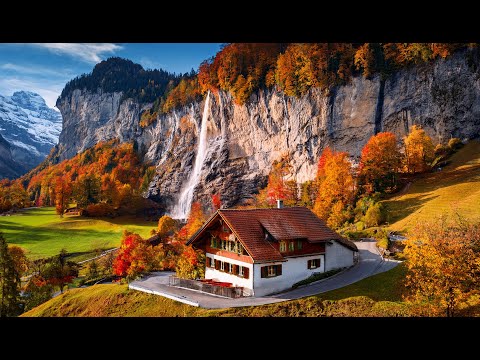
[56,49,480,213]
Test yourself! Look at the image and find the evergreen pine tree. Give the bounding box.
[0,232,21,317]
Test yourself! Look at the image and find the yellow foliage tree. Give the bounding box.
[403,125,435,174]
[313,149,355,228]
[403,216,480,317]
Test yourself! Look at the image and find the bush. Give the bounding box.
[292,268,344,289]
[448,137,463,151]
[85,203,115,217]
[364,202,386,227]
[342,229,370,240]
[355,221,365,231]
[434,144,449,157]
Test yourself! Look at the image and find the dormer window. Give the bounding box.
[279,241,287,253]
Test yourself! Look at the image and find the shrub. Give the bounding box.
[85,203,115,217]
[364,202,386,227]
[355,221,365,231]
[447,137,463,151]
[292,268,344,289]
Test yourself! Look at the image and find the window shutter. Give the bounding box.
[276,264,282,276]
[233,264,238,275]
[215,260,220,270]
[316,259,320,268]
[318,258,321,267]
[307,260,311,269]
[207,257,211,267]
[244,267,249,279]
[261,266,267,278]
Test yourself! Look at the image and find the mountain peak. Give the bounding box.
[11,90,47,111]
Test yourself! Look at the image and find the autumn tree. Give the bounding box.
[8,245,28,278]
[0,232,21,317]
[156,215,177,239]
[256,156,298,207]
[113,231,157,281]
[403,125,435,174]
[54,176,72,217]
[313,149,355,229]
[358,132,401,194]
[175,246,205,280]
[42,249,79,293]
[23,275,53,311]
[403,216,480,317]
[177,202,207,242]
[73,173,101,208]
[211,194,222,212]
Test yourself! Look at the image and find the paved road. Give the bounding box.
[129,239,401,309]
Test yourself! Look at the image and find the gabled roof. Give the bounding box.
[187,207,358,262]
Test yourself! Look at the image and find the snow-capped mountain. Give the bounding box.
[0,91,62,176]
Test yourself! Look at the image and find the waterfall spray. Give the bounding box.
[170,91,210,219]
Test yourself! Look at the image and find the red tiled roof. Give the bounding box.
[188,206,357,262]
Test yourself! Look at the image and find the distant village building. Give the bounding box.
[187,203,358,297]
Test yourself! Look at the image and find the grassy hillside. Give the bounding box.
[383,139,480,233]
[22,265,411,317]
[0,207,156,258]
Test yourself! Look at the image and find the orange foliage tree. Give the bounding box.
[403,125,435,174]
[175,246,205,280]
[54,176,72,217]
[112,231,158,281]
[313,148,355,229]
[358,132,401,194]
[177,202,207,242]
[256,156,298,207]
[403,216,480,317]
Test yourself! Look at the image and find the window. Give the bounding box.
[210,237,217,248]
[267,265,276,277]
[297,240,302,250]
[221,240,227,250]
[308,259,321,269]
[237,243,243,255]
[209,257,215,268]
[228,263,234,273]
[279,241,287,252]
[289,241,295,251]
[220,261,225,271]
[238,266,244,277]
[261,264,282,278]
[244,267,249,279]
[228,241,235,252]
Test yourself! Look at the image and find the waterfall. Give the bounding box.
[170,91,210,219]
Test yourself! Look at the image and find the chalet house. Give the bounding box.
[187,203,358,297]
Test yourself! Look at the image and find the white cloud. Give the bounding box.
[138,57,165,70]
[0,78,63,109]
[31,43,123,64]
[1,63,74,78]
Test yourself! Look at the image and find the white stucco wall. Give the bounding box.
[205,253,253,295]
[252,254,325,297]
[325,240,355,271]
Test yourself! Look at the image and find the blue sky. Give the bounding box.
[0,43,222,109]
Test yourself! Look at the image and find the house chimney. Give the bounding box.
[277,199,284,209]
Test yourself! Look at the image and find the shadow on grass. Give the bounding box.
[384,193,439,225]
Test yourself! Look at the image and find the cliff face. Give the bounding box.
[56,50,480,212]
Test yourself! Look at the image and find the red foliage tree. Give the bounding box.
[211,194,222,212]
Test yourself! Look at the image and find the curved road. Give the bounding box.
[129,239,401,309]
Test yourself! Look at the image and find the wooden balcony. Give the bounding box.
[169,276,244,298]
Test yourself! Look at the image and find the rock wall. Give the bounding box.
[56,49,480,212]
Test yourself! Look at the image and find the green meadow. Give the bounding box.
[0,207,156,259]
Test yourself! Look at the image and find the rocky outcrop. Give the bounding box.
[0,133,24,179]
[57,49,480,213]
